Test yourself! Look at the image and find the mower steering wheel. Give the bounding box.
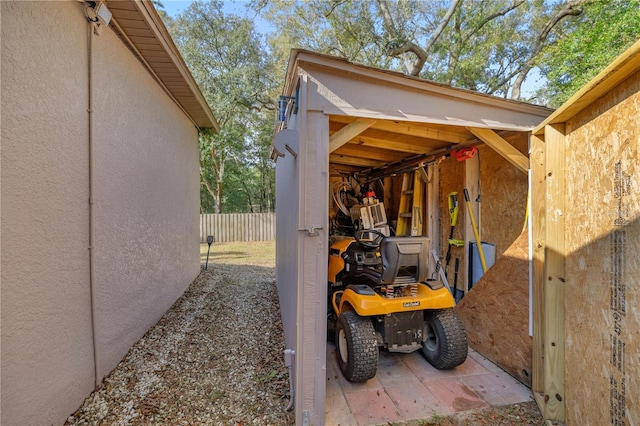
[354,229,386,250]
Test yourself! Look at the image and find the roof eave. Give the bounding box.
[108,0,219,131]
[284,49,554,120]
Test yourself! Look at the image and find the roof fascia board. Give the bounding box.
[322,106,538,133]
[533,38,640,136]
[128,0,219,131]
[286,49,553,119]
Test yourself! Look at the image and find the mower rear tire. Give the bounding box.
[335,311,378,382]
[421,309,468,369]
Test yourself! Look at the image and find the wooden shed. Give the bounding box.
[272,49,553,424]
[530,40,640,424]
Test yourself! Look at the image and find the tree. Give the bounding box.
[258,0,587,102]
[166,1,277,213]
[537,0,640,107]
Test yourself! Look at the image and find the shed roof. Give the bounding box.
[282,49,554,178]
[105,0,219,131]
[534,39,640,134]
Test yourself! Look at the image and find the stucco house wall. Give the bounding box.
[91,9,200,376]
[1,3,95,425]
[0,2,215,425]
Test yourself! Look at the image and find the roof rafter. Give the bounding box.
[329,118,377,152]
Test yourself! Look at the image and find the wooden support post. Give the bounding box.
[411,170,424,236]
[530,133,545,394]
[383,176,393,221]
[426,164,440,273]
[542,123,566,422]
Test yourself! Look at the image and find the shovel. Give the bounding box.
[205,235,214,270]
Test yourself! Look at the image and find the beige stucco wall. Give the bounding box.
[1,2,201,425]
[1,2,95,425]
[91,16,200,377]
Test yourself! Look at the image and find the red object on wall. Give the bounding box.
[451,147,478,161]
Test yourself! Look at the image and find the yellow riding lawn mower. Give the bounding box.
[328,230,468,382]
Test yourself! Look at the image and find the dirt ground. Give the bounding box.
[396,401,545,425]
[67,241,545,425]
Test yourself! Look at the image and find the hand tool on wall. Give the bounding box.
[453,258,463,303]
[463,188,487,273]
[445,192,464,277]
[431,249,452,294]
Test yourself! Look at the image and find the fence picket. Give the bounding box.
[199,213,275,242]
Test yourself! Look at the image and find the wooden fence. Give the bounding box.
[200,213,276,243]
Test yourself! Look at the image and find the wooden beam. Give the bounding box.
[332,145,407,162]
[542,123,566,422]
[467,127,529,174]
[426,164,440,273]
[352,135,440,154]
[411,171,424,236]
[329,154,386,168]
[530,133,545,394]
[331,115,474,144]
[329,118,377,152]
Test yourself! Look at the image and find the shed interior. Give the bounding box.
[327,115,531,302]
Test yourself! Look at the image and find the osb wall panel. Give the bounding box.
[455,230,532,387]
[439,156,466,285]
[563,70,640,426]
[478,139,529,259]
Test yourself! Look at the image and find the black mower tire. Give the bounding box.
[335,311,378,382]
[421,309,468,369]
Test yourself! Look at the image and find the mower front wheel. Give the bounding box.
[421,309,468,369]
[335,311,378,382]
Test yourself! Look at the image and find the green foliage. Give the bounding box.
[261,0,398,72]
[161,0,639,212]
[259,0,590,101]
[165,1,276,213]
[538,0,640,107]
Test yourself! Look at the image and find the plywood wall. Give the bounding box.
[478,138,529,259]
[455,230,531,386]
[563,70,640,425]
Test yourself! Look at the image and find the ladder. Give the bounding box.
[396,170,425,236]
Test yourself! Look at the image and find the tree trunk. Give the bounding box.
[201,173,220,214]
[510,0,584,100]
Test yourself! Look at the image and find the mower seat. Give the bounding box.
[380,236,430,285]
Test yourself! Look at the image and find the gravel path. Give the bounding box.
[67,242,292,425]
[66,241,545,426]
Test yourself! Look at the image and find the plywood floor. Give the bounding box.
[325,342,533,425]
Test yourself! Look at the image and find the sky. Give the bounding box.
[162,0,255,19]
[161,0,273,36]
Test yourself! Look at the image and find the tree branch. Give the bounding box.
[462,0,525,45]
[511,0,584,99]
[423,0,461,55]
[378,0,461,76]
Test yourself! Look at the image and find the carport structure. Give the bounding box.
[272,49,552,425]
